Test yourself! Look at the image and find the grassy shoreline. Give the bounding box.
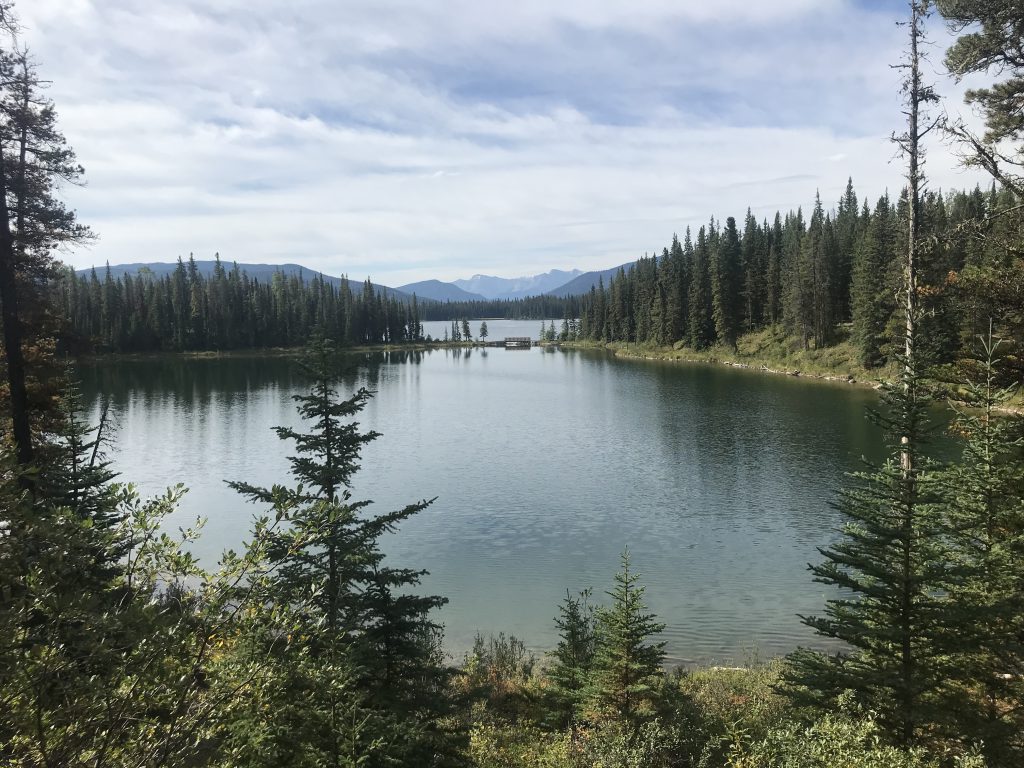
[549,327,1024,412]
[550,326,888,390]
[75,327,881,384]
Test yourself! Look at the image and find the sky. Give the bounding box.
[20,0,990,286]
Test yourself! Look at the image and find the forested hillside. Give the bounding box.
[56,258,581,353]
[571,183,1023,384]
[58,257,428,351]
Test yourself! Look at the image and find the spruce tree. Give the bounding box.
[939,332,1024,765]
[667,232,688,343]
[228,335,459,767]
[547,588,596,729]
[835,178,861,322]
[586,550,666,728]
[788,3,949,749]
[38,369,118,529]
[781,208,808,344]
[740,209,764,330]
[851,196,896,368]
[785,373,951,745]
[0,33,91,469]
[688,226,715,350]
[712,216,743,349]
[766,213,784,324]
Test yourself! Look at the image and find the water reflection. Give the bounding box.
[77,338,951,665]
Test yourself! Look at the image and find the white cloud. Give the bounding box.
[16,0,991,284]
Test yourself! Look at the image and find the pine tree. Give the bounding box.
[939,0,1024,195]
[688,226,715,350]
[851,196,896,367]
[712,216,743,349]
[547,588,596,729]
[586,550,666,728]
[788,3,948,749]
[939,332,1024,765]
[227,335,459,767]
[938,0,1024,388]
[0,37,90,469]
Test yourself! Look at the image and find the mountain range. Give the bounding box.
[77,260,635,302]
[445,269,582,300]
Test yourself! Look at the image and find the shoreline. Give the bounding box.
[73,341,484,363]
[73,337,1024,413]
[546,338,884,391]
[548,338,1024,413]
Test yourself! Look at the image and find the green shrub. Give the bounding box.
[725,713,986,768]
[577,719,689,768]
[468,720,569,768]
[678,661,788,761]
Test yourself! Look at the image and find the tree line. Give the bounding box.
[55,259,584,353]
[570,182,1022,381]
[419,294,577,323]
[57,259,427,352]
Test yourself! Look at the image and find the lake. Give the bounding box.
[79,322,909,665]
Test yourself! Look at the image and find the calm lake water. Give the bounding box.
[78,322,921,665]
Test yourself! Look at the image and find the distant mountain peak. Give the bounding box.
[543,262,636,297]
[395,279,486,302]
[451,268,583,300]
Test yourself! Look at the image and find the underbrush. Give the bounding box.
[454,643,982,768]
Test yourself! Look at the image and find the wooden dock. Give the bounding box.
[503,337,532,348]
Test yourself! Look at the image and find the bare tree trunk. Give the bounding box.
[893,0,937,746]
[901,0,925,474]
[0,144,32,469]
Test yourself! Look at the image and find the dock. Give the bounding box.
[502,337,532,348]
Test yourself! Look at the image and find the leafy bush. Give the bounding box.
[458,633,541,720]
[576,719,690,768]
[677,660,789,762]
[468,719,569,768]
[725,713,986,768]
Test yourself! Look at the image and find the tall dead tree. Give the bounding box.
[893,0,938,468]
[892,0,941,747]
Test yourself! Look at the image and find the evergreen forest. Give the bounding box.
[2,2,1024,768]
[57,261,582,353]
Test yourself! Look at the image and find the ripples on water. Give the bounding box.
[80,329,917,665]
